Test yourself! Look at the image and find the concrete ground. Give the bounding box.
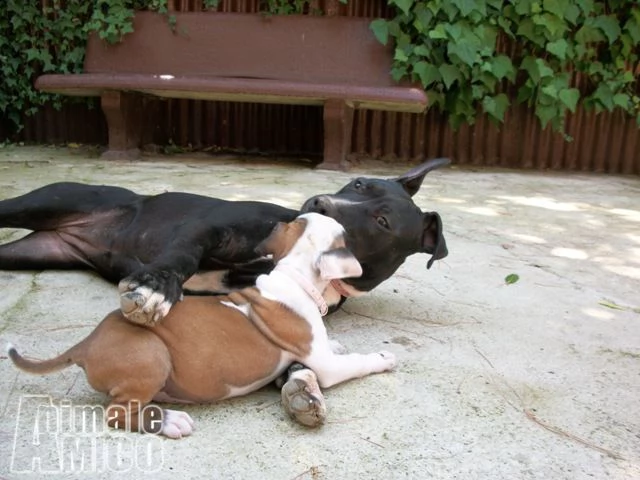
[0,146,638,480]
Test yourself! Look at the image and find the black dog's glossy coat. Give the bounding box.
[0,158,450,307]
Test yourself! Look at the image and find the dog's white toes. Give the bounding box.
[328,340,348,354]
[161,409,194,439]
[281,369,326,428]
[120,287,171,326]
[117,279,138,294]
[377,350,398,370]
[150,300,172,322]
[120,291,143,313]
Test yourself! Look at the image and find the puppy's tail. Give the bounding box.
[7,342,79,375]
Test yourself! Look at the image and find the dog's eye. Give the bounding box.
[376,216,389,229]
[354,179,363,190]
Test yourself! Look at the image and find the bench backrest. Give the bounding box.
[85,12,398,87]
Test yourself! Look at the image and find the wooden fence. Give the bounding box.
[3,0,639,174]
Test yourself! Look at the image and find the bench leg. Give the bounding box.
[100,91,143,160]
[317,100,354,171]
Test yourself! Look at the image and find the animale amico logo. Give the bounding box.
[11,395,164,474]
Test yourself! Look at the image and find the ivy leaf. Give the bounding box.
[25,48,43,62]
[533,13,568,38]
[414,61,441,87]
[426,89,445,109]
[546,38,568,60]
[624,17,640,44]
[448,41,478,67]
[439,64,462,89]
[482,94,510,122]
[542,0,567,19]
[414,3,434,30]
[536,104,558,128]
[429,24,448,40]
[542,84,559,100]
[370,19,389,45]
[576,0,595,16]
[452,0,478,17]
[391,66,407,82]
[515,0,533,15]
[504,273,520,285]
[390,0,414,16]
[491,55,515,81]
[592,83,615,110]
[444,23,463,41]
[593,15,621,44]
[575,24,606,44]
[559,88,580,112]
[498,16,515,37]
[486,0,503,8]
[442,1,460,20]
[517,19,546,47]
[521,56,554,83]
[613,93,630,109]
[413,45,431,57]
[564,4,581,24]
[394,48,409,62]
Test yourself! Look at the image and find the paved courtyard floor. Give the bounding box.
[0,146,638,479]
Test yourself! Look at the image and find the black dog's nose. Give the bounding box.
[302,195,335,216]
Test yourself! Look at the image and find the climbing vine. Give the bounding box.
[0,0,219,133]
[370,0,640,131]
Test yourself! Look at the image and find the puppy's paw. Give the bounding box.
[374,350,397,372]
[281,368,326,428]
[161,409,194,439]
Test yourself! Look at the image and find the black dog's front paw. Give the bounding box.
[118,270,183,325]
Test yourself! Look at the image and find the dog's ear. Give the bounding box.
[317,247,363,280]
[422,212,448,269]
[256,219,307,263]
[391,158,451,197]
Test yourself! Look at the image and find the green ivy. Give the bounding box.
[0,1,92,129]
[262,0,319,15]
[0,0,219,134]
[370,0,640,131]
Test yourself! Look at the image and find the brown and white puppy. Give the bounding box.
[7,213,397,438]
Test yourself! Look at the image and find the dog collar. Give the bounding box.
[330,279,352,298]
[275,267,328,316]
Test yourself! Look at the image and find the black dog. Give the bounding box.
[0,157,449,426]
[0,158,449,325]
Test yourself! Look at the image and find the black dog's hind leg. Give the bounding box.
[0,231,95,271]
[0,182,141,275]
[0,182,140,230]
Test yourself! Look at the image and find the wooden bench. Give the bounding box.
[36,12,428,170]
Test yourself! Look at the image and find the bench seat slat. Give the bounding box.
[36,74,428,113]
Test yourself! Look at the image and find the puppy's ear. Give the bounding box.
[391,158,451,197]
[422,211,448,269]
[317,247,363,280]
[255,219,307,263]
